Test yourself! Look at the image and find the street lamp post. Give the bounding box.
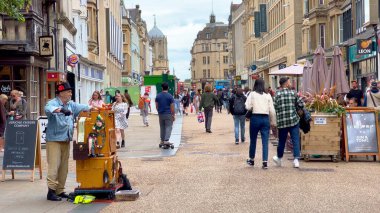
[373,24,379,80]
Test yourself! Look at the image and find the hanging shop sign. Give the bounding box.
[67,54,79,67]
[39,36,54,57]
[349,38,377,63]
[357,39,373,55]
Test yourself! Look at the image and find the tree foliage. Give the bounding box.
[0,0,31,22]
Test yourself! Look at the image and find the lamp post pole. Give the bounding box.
[373,24,379,80]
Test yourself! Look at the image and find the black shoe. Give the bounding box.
[57,192,69,199]
[246,159,254,166]
[206,130,212,133]
[241,139,245,143]
[262,161,268,169]
[235,140,239,145]
[121,140,125,148]
[47,188,62,201]
[116,142,120,149]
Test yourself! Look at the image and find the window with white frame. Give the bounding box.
[319,0,324,5]
[207,56,210,64]
[319,24,326,48]
[203,56,206,64]
[223,56,228,64]
[206,33,211,39]
[338,15,343,44]
[356,0,370,34]
[207,69,210,78]
[203,69,206,78]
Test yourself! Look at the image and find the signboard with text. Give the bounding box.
[357,39,373,55]
[343,109,380,162]
[2,120,42,181]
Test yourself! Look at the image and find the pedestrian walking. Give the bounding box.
[272,77,305,168]
[112,93,129,148]
[139,92,151,126]
[181,90,190,115]
[364,81,380,108]
[193,89,202,114]
[245,79,276,169]
[229,88,247,144]
[88,90,104,108]
[155,82,175,146]
[199,84,218,133]
[44,82,90,201]
[7,90,27,120]
[104,91,112,104]
[174,94,182,115]
[0,94,8,152]
[112,90,121,103]
[216,89,223,113]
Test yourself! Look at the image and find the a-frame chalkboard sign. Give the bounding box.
[343,108,380,162]
[2,120,42,182]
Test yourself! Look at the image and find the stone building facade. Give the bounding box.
[190,13,230,89]
[149,17,169,75]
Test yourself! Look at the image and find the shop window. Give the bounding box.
[0,66,11,80]
[13,66,26,80]
[0,66,27,96]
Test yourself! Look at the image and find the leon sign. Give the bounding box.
[357,39,373,55]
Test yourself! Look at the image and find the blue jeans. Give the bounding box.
[249,114,270,161]
[233,115,245,141]
[277,123,300,159]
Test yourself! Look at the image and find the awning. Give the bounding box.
[269,64,304,76]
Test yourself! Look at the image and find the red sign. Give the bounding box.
[47,72,66,82]
[145,86,151,93]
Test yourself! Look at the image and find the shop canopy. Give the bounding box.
[268,64,304,76]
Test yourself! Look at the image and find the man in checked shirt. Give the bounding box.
[272,77,305,168]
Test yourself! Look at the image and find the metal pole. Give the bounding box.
[374,24,379,80]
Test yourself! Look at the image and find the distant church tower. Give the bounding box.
[149,16,169,75]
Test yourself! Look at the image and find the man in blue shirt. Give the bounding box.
[45,82,90,201]
[155,82,175,145]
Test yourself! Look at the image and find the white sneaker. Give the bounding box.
[293,159,300,168]
[272,156,282,167]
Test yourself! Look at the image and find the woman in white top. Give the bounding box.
[245,79,276,169]
[193,89,201,113]
[88,91,104,108]
[112,93,129,148]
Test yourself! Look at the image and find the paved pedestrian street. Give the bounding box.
[1,111,380,212]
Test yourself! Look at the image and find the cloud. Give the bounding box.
[124,0,242,80]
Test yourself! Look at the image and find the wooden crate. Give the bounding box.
[301,114,341,162]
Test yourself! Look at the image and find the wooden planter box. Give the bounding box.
[301,114,341,162]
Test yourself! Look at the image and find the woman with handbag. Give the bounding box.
[245,79,276,169]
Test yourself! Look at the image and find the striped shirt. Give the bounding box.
[274,88,305,129]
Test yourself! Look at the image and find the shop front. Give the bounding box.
[0,55,48,119]
[349,37,377,92]
[78,56,105,104]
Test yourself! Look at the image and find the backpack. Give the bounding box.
[233,95,246,115]
[138,97,144,109]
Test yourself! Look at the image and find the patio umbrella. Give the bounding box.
[310,46,328,94]
[325,46,350,97]
[302,60,312,93]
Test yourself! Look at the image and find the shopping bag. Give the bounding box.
[197,112,204,123]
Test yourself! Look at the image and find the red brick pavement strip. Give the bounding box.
[103,111,380,212]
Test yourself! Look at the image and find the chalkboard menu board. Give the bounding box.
[344,110,380,160]
[2,120,38,170]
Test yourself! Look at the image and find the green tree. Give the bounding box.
[0,0,31,22]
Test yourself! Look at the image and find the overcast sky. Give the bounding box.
[124,0,242,80]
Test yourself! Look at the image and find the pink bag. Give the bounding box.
[197,112,204,123]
